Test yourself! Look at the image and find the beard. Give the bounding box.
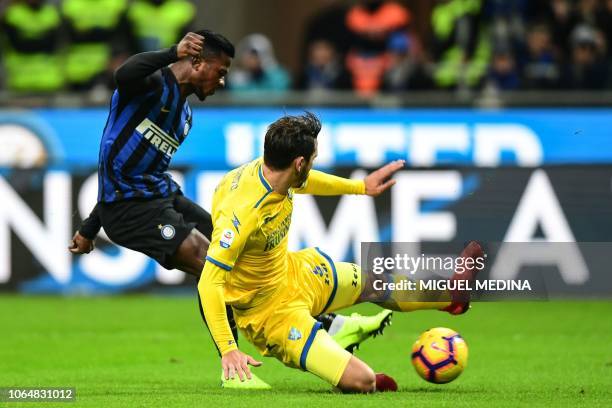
[295,167,310,188]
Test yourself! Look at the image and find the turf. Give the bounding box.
[0,296,610,407]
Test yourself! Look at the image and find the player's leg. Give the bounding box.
[314,258,392,352]
[274,312,392,393]
[344,241,485,314]
[356,241,484,314]
[337,355,376,393]
[320,254,448,316]
[306,329,376,393]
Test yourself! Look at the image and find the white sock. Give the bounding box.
[327,315,346,336]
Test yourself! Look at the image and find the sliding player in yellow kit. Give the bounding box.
[198,112,484,392]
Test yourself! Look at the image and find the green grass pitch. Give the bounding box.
[0,296,611,407]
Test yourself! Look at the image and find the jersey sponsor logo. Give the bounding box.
[220,228,234,248]
[288,327,302,341]
[159,224,175,240]
[264,214,291,251]
[136,118,179,157]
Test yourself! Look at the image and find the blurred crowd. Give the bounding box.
[0,0,196,93]
[2,0,612,96]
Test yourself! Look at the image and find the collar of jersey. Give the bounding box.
[258,163,273,193]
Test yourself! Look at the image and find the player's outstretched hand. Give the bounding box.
[222,349,262,381]
[177,32,204,59]
[68,231,95,254]
[364,160,405,196]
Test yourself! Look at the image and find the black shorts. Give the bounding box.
[98,194,213,269]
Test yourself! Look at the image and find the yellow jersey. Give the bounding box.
[198,158,365,355]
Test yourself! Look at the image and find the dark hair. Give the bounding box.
[194,29,235,59]
[264,112,321,170]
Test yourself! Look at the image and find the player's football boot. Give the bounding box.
[220,371,272,390]
[441,240,485,315]
[331,309,393,353]
[375,373,398,392]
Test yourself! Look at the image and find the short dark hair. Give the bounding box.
[194,29,235,59]
[264,112,321,170]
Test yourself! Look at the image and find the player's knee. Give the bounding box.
[343,368,376,393]
[174,230,209,276]
[337,357,376,393]
[184,230,209,259]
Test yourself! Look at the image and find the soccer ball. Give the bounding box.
[411,327,468,384]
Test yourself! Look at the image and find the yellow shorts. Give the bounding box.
[233,247,362,385]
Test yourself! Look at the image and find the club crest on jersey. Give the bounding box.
[159,224,175,240]
[288,327,302,341]
[220,228,234,248]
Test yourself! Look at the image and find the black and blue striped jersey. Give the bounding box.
[97,47,192,202]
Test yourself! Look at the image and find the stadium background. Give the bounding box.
[0,1,611,406]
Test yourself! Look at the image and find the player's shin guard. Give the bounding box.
[196,292,239,357]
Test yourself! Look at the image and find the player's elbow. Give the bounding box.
[113,63,131,87]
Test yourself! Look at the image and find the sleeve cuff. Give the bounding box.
[220,342,238,356]
[78,228,97,241]
[163,45,179,62]
[356,180,366,195]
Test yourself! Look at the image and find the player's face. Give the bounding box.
[192,54,231,101]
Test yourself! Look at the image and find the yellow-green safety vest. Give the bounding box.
[62,0,128,84]
[2,2,64,92]
[431,0,491,88]
[128,0,195,50]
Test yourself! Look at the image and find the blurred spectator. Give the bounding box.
[518,24,561,89]
[485,0,528,54]
[0,0,64,92]
[61,0,133,90]
[430,0,491,90]
[300,0,352,67]
[127,0,195,52]
[545,0,578,59]
[381,32,433,91]
[575,0,600,27]
[228,34,291,93]
[560,24,608,89]
[297,39,352,91]
[486,44,520,90]
[596,0,612,59]
[345,0,412,94]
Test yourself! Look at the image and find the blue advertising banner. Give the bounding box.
[1,108,611,169]
[1,167,611,294]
